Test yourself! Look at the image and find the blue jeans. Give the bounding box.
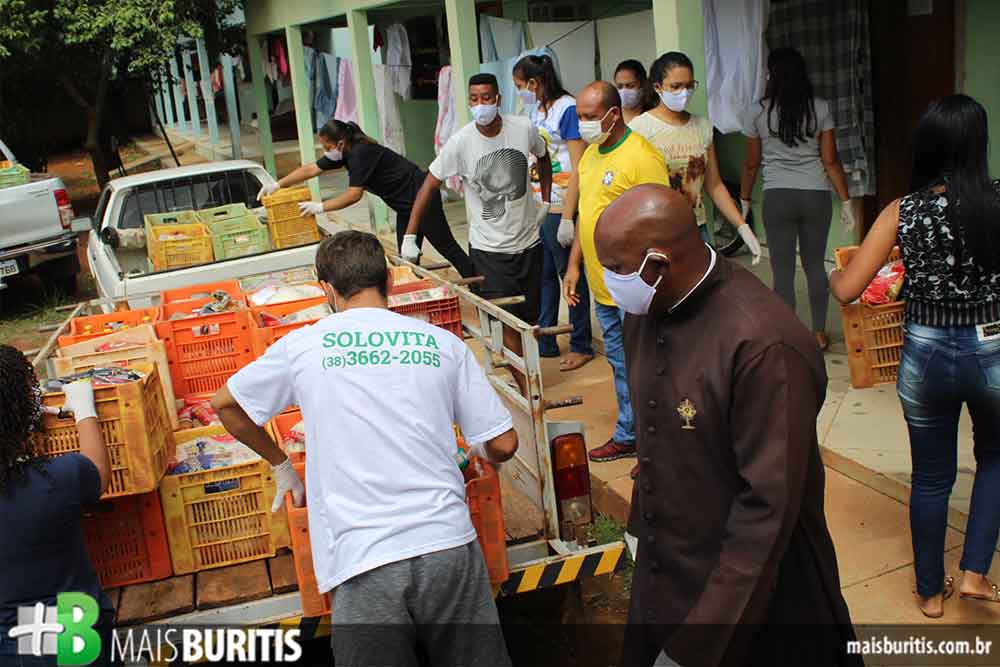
[538,213,594,357]
[897,322,1000,598]
[595,303,635,445]
[699,224,710,244]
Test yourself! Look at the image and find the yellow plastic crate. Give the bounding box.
[160,426,290,574]
[261,187,311,221]
[269,217,320,249]
[52,334,179,430]
[144,210,199,226]
[36,363,175,499]
[145,221,214,271]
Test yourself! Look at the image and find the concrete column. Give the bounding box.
[169,56,188,132]
[222,54,243,160]
[285,25,320,199]
[196,39,220,147]
[161,79,175,128]
[246,34,277,176]
[347,9,389,234]
[181,48,201,137]
[152,77,167,129]
[444,0,478,126]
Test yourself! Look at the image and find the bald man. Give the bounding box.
[565,81,669,466]
[596,184,860,667]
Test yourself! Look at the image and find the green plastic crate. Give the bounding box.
[0,163,30,188]
[144,210,198,227]
[211,222,271,260]
[197,203,249,225]
[204,213,263,237]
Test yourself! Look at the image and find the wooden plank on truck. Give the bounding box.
[196,561,273,610]
[117,575,195,624]
[267,551,299,595]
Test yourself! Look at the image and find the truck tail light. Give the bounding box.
[551,433,593,540]
[54,189,74,229]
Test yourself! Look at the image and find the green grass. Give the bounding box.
[0,289,77,352]
[592,513,626,546]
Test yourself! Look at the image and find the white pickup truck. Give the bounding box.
[0,139,88,309]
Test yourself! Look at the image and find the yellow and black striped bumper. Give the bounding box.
[497,540,627,597]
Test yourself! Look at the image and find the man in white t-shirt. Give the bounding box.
[211,231,517,666]
[405,72,552,328]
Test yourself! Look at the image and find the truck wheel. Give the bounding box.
[40,254,81,299]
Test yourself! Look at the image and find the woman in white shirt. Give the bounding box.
[512,54,594,371]
[630,51,761,262]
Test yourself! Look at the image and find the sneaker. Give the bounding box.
[588,438,636,462]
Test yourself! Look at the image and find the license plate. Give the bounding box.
[0,259,18,278]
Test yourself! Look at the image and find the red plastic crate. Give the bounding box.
[155,298,255,399]
[83,492,172,589]
[388,285,462,337]
[249,296,329,357]
[160,280,245,305]
[466,458,509,584]
[58,309,159,348]
[285,461,331,618]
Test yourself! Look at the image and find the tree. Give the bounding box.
[0,0,238,188]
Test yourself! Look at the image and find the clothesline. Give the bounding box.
[545,4,640,48]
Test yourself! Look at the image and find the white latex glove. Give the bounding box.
[535,201,551,227]
[298,201,324,216]
[271,457,305,512]
[257,182,279,201]
[401,234,421,262]
[840,200,857,232]
[556,218,575,247]
[738,223,762,265]
[62,379,97,423]
[740,199,752,220]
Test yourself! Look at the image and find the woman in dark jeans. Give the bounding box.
[260,119,475,278]
[0,346,117,665]
[831,95,1000,618]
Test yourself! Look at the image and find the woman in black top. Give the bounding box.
[0,346,116,665]
[831,95,1000,618]
[259,120,475,277]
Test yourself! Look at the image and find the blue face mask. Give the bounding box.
[471,103,499,126]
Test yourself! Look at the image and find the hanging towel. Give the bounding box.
[479,16,527,62]
[313,51,337,130]
[323,53,340,120]
[434,66,463,195]
[271,37,289,82]
[703,0,769,133]
[384,24,413,100]
[334,58,359,125]
[766,0,875,197]
[374,64,406,157]
[526,22,591,95]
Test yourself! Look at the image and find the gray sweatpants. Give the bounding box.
[331,541,511,667]
[762,188,833,332]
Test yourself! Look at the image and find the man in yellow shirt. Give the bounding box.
[564,81,669,468]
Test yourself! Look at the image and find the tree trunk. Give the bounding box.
[83,115,112,190]
[59,50,114,189]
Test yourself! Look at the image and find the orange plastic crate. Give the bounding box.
[156,298,254,399]
[36,363,175,499]
[58,309,159,348]
[249,296,329,357]
[160,280,245,305]
[285,461,331,618]
[83,492,172,589]
[160,426,290,574]
[388,285,462,337]
[466,459,509,584]
[268,410,306,465]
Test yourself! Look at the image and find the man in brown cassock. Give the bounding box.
[594,184,861,667]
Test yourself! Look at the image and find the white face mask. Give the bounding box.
[660,88,692,112]
[619,88,641,110]
[471,103,499,126]
[324,147,343,162]
[579,108,616,145]
[603,251,668,315]
[517,87,537,107]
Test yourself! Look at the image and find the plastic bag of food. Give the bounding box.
[861,259,905,305]
[282,420,306,454]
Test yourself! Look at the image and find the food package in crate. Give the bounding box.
[239,267,317,295]
[168,431,261,494]
[248,282,325,307]
[861,259,905,305]
[165,290,245,320]
[258,303,331,328]
[176,396,221,430]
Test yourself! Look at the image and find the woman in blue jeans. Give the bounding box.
[831,95,1000,618]
[512,55,594,371]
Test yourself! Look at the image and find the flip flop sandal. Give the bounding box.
[960,578,1000,603]
[559,353,594,372]
[917,576,954,619]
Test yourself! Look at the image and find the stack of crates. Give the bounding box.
[144,211,214,271]
[36,362,176,588]
[388,280,463,337]
[197,204,271,260]
[260,188,321,249]
[0,161,30,188]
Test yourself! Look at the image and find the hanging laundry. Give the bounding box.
[480,46,562,116]
[526,22,591,95]
[313,50,337,130]
[323,53,340,121]
[374,64,406,157]
[703,0,769,133]
[479,16,526,63]
[384,24,413,100]
[434,66,463,196]
[334,58,358,125]
[270,37,289,82]
[373,26,385,52]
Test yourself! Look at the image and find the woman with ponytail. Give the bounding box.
[259,119,475,277]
